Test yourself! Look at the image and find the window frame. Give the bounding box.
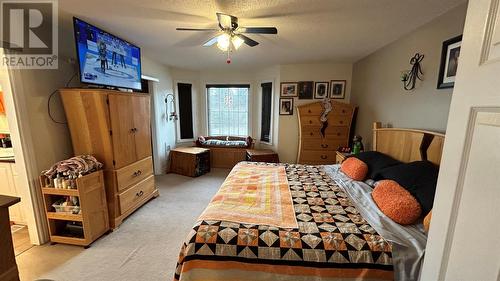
[205,83,251,137]
[258,80,274,145]
[175,80,196,143]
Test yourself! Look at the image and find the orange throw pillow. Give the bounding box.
[423,210,432,233]
[340,157,368,181]
[372,180,422,225]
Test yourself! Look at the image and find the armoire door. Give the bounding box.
[108,94,137,168]
[132,95,152,160]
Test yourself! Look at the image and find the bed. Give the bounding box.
[174,122,444,281]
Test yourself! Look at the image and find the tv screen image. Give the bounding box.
[73,18,142,90]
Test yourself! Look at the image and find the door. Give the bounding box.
[132,95,152,160]
[108,94,137,168]
[421,1,500,280]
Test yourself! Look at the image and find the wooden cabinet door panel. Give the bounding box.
[132,95,152,160]
[108,94,137,168]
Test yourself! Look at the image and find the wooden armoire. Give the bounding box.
[297,101,356,164]
[60,88,158,228]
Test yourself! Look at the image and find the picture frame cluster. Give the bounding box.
[279,80,346,115]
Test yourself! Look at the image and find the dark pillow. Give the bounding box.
[349,151,402,179]
[373,161,439,214]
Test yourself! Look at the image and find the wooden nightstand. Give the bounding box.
[335,151,350,164]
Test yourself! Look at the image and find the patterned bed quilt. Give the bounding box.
[174,162,395,281]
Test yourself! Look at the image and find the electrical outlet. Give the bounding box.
[166,145,171,151]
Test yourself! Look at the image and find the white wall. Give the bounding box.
[142,56,175,174]
[350,4,467,148]
[278,63,353,163]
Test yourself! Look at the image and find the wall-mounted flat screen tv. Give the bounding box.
[73,17,142,90]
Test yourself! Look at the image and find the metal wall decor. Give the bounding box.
[401,53,424,91]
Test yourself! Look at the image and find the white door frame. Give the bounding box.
[0,51,48,245]
[144,75,163,175]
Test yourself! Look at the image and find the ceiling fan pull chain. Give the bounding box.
[226,48,231,64]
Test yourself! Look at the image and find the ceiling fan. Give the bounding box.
[176,13,278,63]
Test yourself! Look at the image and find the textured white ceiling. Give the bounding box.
[59,0,466,70]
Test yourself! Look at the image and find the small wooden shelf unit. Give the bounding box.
[40,170,110,247]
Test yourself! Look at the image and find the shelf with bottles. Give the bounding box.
[40,170,110,247]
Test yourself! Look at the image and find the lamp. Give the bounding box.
[165,94,178,121]
[217,33,230,51]
[231,36,244,50]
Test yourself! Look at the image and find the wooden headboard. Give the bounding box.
[372,122,445,165]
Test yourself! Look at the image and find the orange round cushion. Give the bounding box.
[423,210,432,233]
[340,157,368,181]
[372,180,422,225]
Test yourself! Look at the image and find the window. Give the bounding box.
[176,83,194,140]
[260,82,272,143]
[207,84,249,136]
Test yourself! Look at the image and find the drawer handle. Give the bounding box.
[136,190,144,197]
[337,133,341,136]
[339,121,343,124]
[321,144,329,148]
[310,132,314,136]
[308,109,312,113]
[130,128,138,133]
[320,155,328,159]
[342,109,345,113]
[133,170,142,177]
[309,120,313,124]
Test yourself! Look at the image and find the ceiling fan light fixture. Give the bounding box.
[217,33,230,51]
[231,36,244,50]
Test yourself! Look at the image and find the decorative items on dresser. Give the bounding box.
[0,195,20,281]
[60,89,158,229]
[169,147,210,177]
[297,99,356,164]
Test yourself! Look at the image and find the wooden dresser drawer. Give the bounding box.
[301,139,347,151]
[116,157,153,192]
[298,150,337,164]
[298,103,323,116]
[301,125,349,139]
[327,115,351,126]
[118,175,155,214]
[298,103,353,117]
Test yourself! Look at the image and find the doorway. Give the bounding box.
[0,87,34,255]
[0,50,48,247]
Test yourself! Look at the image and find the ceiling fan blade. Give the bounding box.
[203,35,220,47]
[237,34,259,47]
[216,12,237,29]
[239,27,278,34]
[176,28,219,32]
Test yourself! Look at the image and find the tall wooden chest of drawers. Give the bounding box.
[297,101,356,164]
[60,88,159,229]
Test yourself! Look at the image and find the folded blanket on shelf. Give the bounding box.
[42,155,103,178]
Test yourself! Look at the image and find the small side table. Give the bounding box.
[335,151,350,164]
[170,147,210,177]
[246,149,279,163]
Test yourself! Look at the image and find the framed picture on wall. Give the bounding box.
[437,35,462,89]
[330,80,346,99]
[279,98,294,115]
[298,81,313,99]
[314,82,329,99]
[280,82,298,97]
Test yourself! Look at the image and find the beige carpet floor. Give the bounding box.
[17,169,229,281]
